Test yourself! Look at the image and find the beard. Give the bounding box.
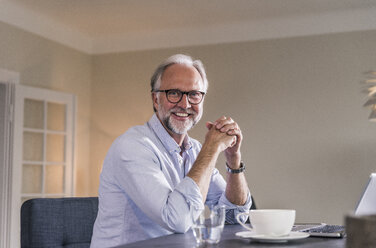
[157,102,202,135]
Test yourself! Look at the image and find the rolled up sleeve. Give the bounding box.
[218,192,252,224]
[206,168,252,224]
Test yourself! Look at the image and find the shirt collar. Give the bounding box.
[148,114,193,154]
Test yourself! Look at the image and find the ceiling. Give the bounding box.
[1,0,376,54]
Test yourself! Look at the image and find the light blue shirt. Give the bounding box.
[91,114,252,247]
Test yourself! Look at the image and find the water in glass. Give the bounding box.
[192,205,226,244]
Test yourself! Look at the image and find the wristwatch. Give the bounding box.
[226,161,245,174]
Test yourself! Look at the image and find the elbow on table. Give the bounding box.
[172,221,192,234]
[164,213,192,234]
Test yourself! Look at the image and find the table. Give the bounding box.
[116,224,346,248]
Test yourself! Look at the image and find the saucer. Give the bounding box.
[235,231,309,243]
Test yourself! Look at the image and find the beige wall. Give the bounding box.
[0,21,92,196]
[2,19,376,225]
[91,31,376,224]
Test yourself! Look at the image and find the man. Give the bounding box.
[91,54,252,247]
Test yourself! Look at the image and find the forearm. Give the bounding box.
[225,171,249,206]
[186,142,220,202]
[224,152,249,205]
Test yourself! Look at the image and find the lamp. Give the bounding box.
[364,71,376,122]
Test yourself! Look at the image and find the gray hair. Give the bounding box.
[150,54,209,92]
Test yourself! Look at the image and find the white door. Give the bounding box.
[9,84,76,248]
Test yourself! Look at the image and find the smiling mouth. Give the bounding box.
[175,112,189,117]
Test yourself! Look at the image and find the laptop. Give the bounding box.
[293,173,376,238]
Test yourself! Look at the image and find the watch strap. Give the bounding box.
[226,161,245,174]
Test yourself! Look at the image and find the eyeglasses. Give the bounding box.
[153,89,206,105]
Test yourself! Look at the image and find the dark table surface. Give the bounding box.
[117,224,346,248]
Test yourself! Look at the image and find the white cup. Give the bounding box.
[236,209,296,236]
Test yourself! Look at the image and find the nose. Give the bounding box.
[177,93,191,109]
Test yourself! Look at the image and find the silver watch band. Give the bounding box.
[226,161,245,174]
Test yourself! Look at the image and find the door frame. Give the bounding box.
[0,68,19,248]
[0,68,76,248]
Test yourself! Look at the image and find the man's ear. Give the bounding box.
[152,92,158,112]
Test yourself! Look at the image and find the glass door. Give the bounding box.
[10,85,75,248]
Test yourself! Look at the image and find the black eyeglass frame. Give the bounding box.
[153,89,206,105]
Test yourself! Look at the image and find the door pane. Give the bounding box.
[22,164,42,194]
[45,165,64,194]
[24,99,44,129]
[47,102,66,131]
[46,134,65,162]
[23,131,43,161]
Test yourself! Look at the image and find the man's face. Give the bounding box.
[153,64,205,135]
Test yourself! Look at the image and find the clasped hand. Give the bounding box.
[205,116,242,168]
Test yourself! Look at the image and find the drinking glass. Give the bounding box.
[191,205,226,244]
